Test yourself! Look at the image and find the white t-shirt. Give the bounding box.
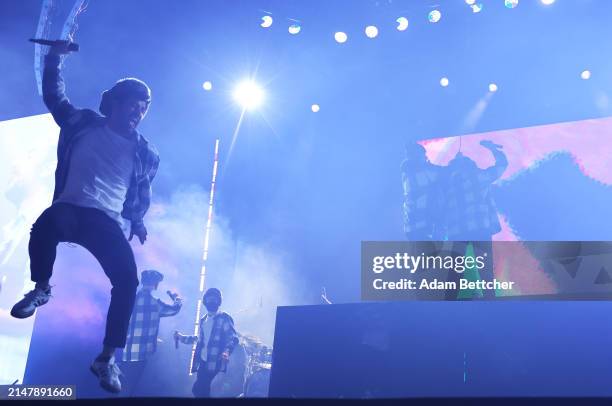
[200,312,217,362]
[54,125,137,226]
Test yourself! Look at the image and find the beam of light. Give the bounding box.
[226,107,247,167]
[202,81,212,91]
[489,83,498,92]
[461,91,494,134]
[365,25,378,38]
[428,10,441,23]
[189,138,220,376]
[233,80,264,110]
[334,31,348,43]
[396,17,409,31]
[261,15,273,28]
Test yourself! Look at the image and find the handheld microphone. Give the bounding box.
[167,290,179,301]
[29,38,79,52]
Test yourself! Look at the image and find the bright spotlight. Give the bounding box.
[334,31,348,43]
[311,104,320,113]
[365,25,379,39]
[202,81,212,91]
[465,0,476,4]
[581,70,591,80]
[440,77,449,87]
[288,24,301,35]
[261,15,273,28]
[489,83,498,92]
[540,0,555,5]
[471,3,483,13]
[428,10,441,23]
[396,17,409,31]
[233,80,264,110]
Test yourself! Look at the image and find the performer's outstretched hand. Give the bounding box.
[47,40,76,56]
[129,222,148,245]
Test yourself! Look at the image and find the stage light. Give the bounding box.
[365,25,378,39]
[489,83,498,92]
[505,0,519,8]
[233,80,264,110]
[465,0,476,4]
[581,70,591,80]
[261,15,273,28]
[334,31,348,43]
[471,3,483,13]
[540,0,555,5]
[202,81,212,91]
[311,104,320,113]
[288,24,301,35]
[440,77,449,87]
[428,10,441,23]
[396,17,409,31]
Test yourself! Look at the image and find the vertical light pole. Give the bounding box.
[187,79,264,374]
[189,138,220,375]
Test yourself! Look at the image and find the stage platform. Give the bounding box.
[269,300,612,398]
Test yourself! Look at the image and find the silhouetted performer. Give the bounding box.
[175,288,239,398]
[400,142,445,240]
[120,270,182,397]
[444,140,507,299]
[10,40,159,393]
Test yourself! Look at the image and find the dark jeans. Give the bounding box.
[29,202,139,348]
[192,367,218,398]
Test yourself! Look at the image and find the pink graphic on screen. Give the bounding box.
[422,116,612,183]
[419,117,612,295]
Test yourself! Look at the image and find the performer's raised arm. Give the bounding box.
[159,291,183,317]
[42,41,80,128]
[480,140,508,182]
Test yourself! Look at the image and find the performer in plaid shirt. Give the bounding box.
[120,270,182,396]
[443,139,508,299]
[444,140,508,241]
[401,142,445,240]
[10,40,160,393]
[175,288,239,398]
[401,142,450,300]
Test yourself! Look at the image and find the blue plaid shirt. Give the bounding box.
[444,150,508,240]
[121,289,181,362]
[42,53,159,230]
[401,160,445,239]
[179,312,239,373]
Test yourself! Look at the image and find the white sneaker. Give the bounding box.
[10,286,52,319]
[90,357,122,393]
